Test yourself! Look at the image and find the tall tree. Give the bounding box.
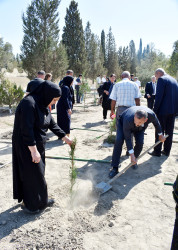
[62,0,87,75]
[0,38,16,72]
[129,40,137,74]
[120,46,130,72]
[105,27,119,76]
[168,40,178,78]
[137,38,142,63]
[101,29,106,66]
[21,0,67,80]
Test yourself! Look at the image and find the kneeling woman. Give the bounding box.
[12,81,72,213]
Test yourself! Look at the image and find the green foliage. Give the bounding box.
[129,40,137,74]
[69,138,77,192]
[109,117,116,135]
[104,134,116,144]
[168,40,178,79]
[21,0,68,80]
[0,38,16,72]
[62,0,87,75]
[105,27,120,76]
[0,78,24,110]
[136,47,169,87]
[79,80,90,111]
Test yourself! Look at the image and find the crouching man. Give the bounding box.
[109,106,166,178]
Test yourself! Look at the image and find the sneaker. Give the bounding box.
[109,168,118,178]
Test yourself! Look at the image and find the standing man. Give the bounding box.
[75,74,82,103]
[109,106,166,178]
[144,75,157,109]
[134,77,141,89]
[110,71,141,119]
[101,74,116,120]
[101,75,106,83]
[149,68,178,157]
[96,75,101,88]
[130,74,134,81]
[26,70,45,94]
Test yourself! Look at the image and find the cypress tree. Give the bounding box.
[168,40,178,77]
[137,38,142,63]
[129,40,137,74]
[105,27,119,76]
[62,0,87,75]
[101,29,106,66]
[21,0,67,80]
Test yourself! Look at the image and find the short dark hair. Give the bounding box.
[79,74,82,77]
[131,74,134,77]
[38,70,45,75]
[135,110,148,119]
[110,74,116,78]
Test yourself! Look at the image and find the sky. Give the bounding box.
[0,0,178,57]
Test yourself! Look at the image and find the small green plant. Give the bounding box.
[79,80,91,111]
[0,77,24,112]
[69,138,77,192]
[109,116,116,135]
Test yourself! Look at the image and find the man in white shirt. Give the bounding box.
[101,75,106,83]
[110,71,141,119]
[134,77,141,88]
[96,75,101,87]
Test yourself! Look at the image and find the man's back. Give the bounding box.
[110,78,141,107]
[154,74,178,115]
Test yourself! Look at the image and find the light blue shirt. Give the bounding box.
[109,78,141,107]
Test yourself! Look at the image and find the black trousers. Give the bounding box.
[147,96,155,110]
[103,107,108,119]
[75,85,80,103]
[171,206,178,250]
[154,114,175,154]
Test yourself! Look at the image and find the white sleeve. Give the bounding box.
[109,84,117,100]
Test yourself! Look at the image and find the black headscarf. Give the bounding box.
[28,80,62,108]
[62,76,74,88]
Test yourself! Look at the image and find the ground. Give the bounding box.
[0,72,177,249]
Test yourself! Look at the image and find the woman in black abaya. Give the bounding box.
[12,81,72,213]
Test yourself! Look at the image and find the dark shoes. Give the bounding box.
[148,151,161,157]
[126,151,130,156]
[132,163,138,169]
[21,199,55,214]
[109,168,118,178]
[161,150,170,156]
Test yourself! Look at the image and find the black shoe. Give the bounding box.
[148,151,161,157]
[161,150,170,156]
[132,163,138,169]
[46,199,55,207]
[109,168,118,179]
[23,207,40,214]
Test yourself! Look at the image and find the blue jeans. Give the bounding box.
[111,120,144,169]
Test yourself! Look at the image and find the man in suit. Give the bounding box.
[109,106,166,178]
[26,70,45,94]
[149,68,178,157]
[144,76,157,109]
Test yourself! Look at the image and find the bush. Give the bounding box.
[0,78,24,112]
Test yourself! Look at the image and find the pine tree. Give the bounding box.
[129,40,137,74]
[0,38,16,72]
[121,46,130,72]
[62,0,87,75]
[101,30,106,66]
[105,27,119,76]
[21,0,67,80]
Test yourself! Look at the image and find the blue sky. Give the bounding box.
[0,0,178,56]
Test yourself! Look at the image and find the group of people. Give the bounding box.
[12,67,178,222]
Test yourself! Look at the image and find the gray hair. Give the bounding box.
[155,68,165,75]
[151,75,156,79]
[38,70,45,75]
[66,69,73,75]
[135,110,148,119]
[121,71,130,78]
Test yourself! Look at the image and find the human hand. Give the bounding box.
[62,136,73,146]
[68,109,72,115]
[159,134,166,142]
[130,153,137,165]
[28,145,41,163]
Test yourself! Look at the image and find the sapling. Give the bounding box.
[79,80,91,111]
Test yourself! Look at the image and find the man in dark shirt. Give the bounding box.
[26,70,45,94]
[109,106,166,178]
